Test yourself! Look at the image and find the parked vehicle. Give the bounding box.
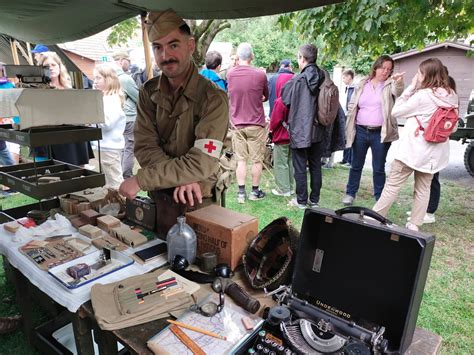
[450,90,474,176]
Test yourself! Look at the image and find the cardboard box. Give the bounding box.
[185,205,258,269]
[0,88,104,129]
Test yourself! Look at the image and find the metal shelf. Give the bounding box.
[0,125,102,147]
[0,159,105,200]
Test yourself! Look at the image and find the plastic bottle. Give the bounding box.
[166,215,197,264]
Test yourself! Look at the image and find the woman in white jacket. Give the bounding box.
[373,58,458,231]
[92,65,126,189]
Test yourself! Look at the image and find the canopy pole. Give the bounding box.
[10,39,20,65]
[26,43,34,64]
[141,13,153,81]
[15,41,33,65]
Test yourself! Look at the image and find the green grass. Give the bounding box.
[0,166,472,353]
[226,166,474,354]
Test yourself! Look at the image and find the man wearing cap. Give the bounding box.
[112,51,139,180]
[31,44,49,65]
[119,9,228,214]
[268,59,293,116]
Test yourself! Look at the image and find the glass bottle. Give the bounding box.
[166,215,197,264]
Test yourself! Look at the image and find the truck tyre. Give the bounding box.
[464,141,474,177]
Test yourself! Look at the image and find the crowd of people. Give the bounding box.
[0,8,461,335]
[0,9,460,234]
[217,46,458,232]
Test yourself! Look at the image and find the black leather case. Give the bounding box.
[291,206,435,353]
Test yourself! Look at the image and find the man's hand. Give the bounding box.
[173,182,202,207]
[119,176,141,200]
[392,72,405,82]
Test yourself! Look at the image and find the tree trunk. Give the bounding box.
[186,19,231,67]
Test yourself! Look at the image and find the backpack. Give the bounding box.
[415,107,458,143]
[316,70,339,126]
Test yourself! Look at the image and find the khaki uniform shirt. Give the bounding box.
[134,63,229,198]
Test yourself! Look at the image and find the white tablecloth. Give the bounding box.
[0,222,167,313]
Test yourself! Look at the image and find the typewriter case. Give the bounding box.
[290,207,435,353]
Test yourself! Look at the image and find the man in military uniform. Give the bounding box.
[119,9,228,211]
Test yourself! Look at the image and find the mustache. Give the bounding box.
[160,59,179,65]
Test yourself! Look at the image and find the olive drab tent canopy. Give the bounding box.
[0,0,341,43]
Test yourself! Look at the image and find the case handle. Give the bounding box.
[335,206,392,225]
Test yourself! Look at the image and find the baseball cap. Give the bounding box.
[280,59,291,68]
[31,44,49,53]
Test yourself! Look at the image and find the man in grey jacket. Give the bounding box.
[113,51,139,179]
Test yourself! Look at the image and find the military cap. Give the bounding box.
[112,51,130,61]
[145,9,186,42]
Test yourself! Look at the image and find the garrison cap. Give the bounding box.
[112,51,130,61]
[145,9,186,42]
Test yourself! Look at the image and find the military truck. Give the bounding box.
[450,91,474,177]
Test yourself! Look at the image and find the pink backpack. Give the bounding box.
[415,107,458,143]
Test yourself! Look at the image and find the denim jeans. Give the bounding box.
[121,121,135,179]
[342,148,352,164]
[0,147,15,166]
[346,125,391,200]
[427,172,440,214]
[292,142,323,204]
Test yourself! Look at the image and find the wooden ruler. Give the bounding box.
[169,325,205,355]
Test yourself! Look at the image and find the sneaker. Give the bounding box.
[407,213,436,224]
[308,201,319,209]
[288,198,306,210]
[249,189,266,201]
[340,162,351,168]
[424,213,436,224]
[405,222,419,232]
[322,163,333,169]
[237,191,246,204]
[271,189,292,197]
[342,194,354,206]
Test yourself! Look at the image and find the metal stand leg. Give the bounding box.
[72,310,95,355]
[94,326,118,355]
[11,264,35,345]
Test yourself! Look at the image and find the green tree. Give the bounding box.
[107,17,230,66]
[279,0,474,61]
[216,16,303,71]
[107,17,141,47]
[187,19,230,65]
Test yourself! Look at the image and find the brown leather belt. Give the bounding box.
[358,125,382,131]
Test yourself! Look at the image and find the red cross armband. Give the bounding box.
[194,138,223,159]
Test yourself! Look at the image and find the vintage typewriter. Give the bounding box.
[238,207,435,354]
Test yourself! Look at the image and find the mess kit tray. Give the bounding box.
[48,249,134,292]
[0,159,105,199]
[20,237,88,271]
[0,125,102,147]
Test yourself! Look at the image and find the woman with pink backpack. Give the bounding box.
[373,58,458,231]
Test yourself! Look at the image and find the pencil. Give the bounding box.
[166,319,227,341]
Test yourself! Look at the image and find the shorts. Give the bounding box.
[231,125,267,163]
